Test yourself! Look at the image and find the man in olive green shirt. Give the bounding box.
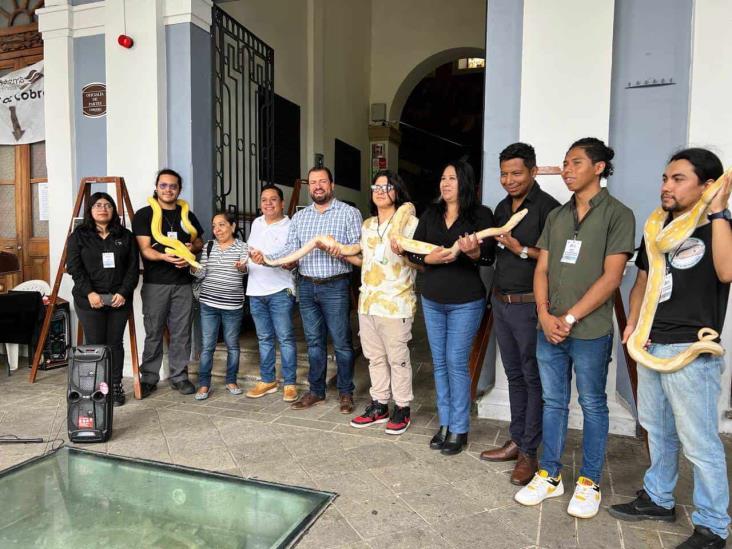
[515,138,635,521]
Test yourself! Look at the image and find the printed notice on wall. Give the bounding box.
[38,182,49,221]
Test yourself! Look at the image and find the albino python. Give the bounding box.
[627,169,731,373]
[147,197,201,269]
[264,203,528,266]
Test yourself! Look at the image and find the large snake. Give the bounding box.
[627,169,731,373]
[263,203,528,266]
[147,197,201,269]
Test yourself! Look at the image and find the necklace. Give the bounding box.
[376,212,395,242]
[162,209,179,233]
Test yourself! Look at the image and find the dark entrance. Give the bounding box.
[212,6,275,237]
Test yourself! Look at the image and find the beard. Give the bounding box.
[310,190,332,205]
[661,197,681,212]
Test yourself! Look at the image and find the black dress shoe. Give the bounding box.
[441,432,468,456]
[676,526,726,549]
[608,489,676,522]
[429,426,449,450]
[112,384,126,407]
[140,382,158,399]
[171,379,196,395]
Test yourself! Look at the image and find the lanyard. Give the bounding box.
[376,212,395,241]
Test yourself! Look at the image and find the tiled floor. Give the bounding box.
[2,309,732,548]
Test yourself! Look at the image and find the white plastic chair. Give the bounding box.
[3,280,51,371]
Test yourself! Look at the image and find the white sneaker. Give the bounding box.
[567,476,601,518]
[515,469,564,506]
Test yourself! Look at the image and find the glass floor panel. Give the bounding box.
[0,447,334,548]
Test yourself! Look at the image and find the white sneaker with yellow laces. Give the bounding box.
[514,469,564,506]
[567,476,601,518]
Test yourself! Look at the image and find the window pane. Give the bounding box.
[0,185,16,238]
[31,141,46,179]
[0,145,15,180]
[32,183,48,238]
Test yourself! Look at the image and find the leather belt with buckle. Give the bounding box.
[301,273,351,285]
[492,289,535,304]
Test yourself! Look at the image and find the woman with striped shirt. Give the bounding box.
[192,212,249,399]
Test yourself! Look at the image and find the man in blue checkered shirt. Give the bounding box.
[251,166,362,413]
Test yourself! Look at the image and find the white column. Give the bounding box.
[688,0,732,433]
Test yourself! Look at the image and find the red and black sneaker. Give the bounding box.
[385,405,411,435]
[350,401,389,429]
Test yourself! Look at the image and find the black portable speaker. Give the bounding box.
[67,345,113,443]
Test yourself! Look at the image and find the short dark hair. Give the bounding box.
[499,142,536,170]
[307,166,333,182]
[668,148,723,185]
[212,211,237,225]
[78,192,124,236]
[260,184,284,201]
[155,168,183,188]
[437,160,480,222]
[568,137,615,179]
[369,170,412,216]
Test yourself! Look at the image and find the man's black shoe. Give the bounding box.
[608,489,676,522]
[429,426,449,450]
[171,379,196,395]
[112,384,126,407]
[140,382,158,399]
[676,526,726,549]
[441,432,468,456]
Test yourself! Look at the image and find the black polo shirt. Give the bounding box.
[494,182,560,294]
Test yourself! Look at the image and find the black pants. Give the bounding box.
[75,301,130,385]
[491,295,543,456]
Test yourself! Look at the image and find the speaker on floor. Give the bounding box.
[67,345,113,443]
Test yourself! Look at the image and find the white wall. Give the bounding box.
[519,0,615,203]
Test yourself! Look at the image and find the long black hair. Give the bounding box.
[369,169,411,216]
[78,192,124,235]
[437,159,480,222]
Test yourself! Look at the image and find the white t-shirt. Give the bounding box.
[246,215,296,296]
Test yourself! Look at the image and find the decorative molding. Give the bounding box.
[37,2,105,39]
[163,0,212,31]
[0,23,43,60]
[0,0,45,27]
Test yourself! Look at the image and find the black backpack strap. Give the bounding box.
[206,240,215,258]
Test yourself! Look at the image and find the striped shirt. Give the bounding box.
[194,239,249,310]
[268,198,363,279]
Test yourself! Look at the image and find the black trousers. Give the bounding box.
[491,295,543,456]
[75,300,130,385]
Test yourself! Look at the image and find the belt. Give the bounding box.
[300,273,350,285]
[492,289,535,304]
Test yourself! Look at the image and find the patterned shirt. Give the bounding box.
[269,198,363,279]
[193,239,249,310]
[358,214,419,318]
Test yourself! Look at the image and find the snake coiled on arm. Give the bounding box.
[263,203,528,266]
[147,197,201,269]
[627,169,732,373]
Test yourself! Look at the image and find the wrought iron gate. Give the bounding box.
[212,6,274,238]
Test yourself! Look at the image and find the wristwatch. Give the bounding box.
[707,208,731,221]
[519,246,529,260]
[564,313,577,326]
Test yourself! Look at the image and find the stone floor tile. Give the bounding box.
[335,495,427,539]
[576,503,624,548]
[451,474,515,510]
[297,506,363,549]
[399,485,486,524]
[366,525,450,549]
[658,531,688,548]
[536,499,578,549]
[435,507,539,548]
[275,415,339,431]
[313,470,393,504]
[370,459,450,494]
[619,525,663,549]
[344,441,416,470]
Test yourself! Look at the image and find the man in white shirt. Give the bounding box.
[246,185,298,402]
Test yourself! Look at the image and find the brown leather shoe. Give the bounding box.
[510,452,538,486]
[290,392,325,410]
[480,440,519,462]
[339,394,354,414]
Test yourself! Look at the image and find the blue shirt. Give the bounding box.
[270,198,362,278]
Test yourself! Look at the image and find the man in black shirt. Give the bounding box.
[132,169,204,397]
[610,148,731,549]
[479,143,559,485]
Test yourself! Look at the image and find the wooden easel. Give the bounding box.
[29,177,142,400]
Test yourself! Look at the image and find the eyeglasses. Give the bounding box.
[158,183,179,191]
[92,203,113,210]
[370,184,394,194]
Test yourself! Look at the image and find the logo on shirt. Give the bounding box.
[669,237,705,270]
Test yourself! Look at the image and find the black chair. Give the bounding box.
[0,291,44,376]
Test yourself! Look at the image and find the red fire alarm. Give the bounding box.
[117,34,134,49]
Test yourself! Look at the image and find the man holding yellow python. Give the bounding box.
[132,168,205,398]
[609,149,732,549]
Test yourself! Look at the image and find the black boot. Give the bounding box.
[441,432,468,456]
[429,426,449,450]
[676,526,726,549]
[112,384,126,407]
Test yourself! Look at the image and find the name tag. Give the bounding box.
[167,231,178,240]
[497,242,505,250]
[560,239,582,264]
[102,252,115,269]
[659,272,673,303]
[374,243,387,264]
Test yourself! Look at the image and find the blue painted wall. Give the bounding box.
[73,34,107,181]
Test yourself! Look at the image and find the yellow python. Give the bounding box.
[627,169,732,373]
[264,203,528,266]
[147,197,201,269]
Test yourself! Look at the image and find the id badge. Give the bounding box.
[659,272,673,303]
[102,252,115,269]
[497,242,505,250]
[167,231,178,240]
[560,239,582,264]
[374,243,387,264]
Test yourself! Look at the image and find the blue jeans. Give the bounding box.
[639,344,729,539]
[198,302,243,387]
[421,296,485,434]
[298,277,354,397]
[249,289,297,385]
[536,331,612,483]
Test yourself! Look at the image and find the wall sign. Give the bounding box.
[82,83,106,118]
[0,60,44,145]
